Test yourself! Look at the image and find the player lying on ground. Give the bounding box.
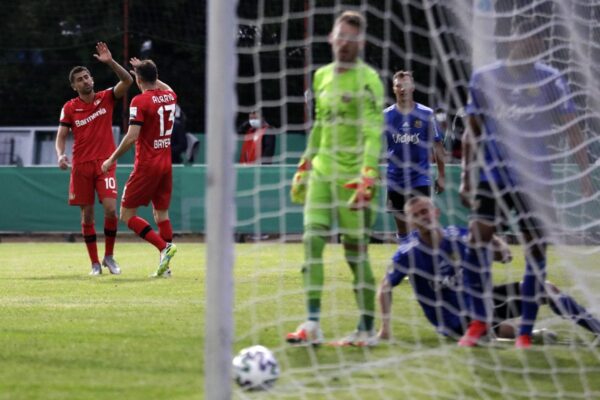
[377,196,600,343]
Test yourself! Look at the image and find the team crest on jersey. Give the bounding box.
[341,93,353,103]
[527,86,540,97]
[414,120,422,128]
[450,251,461,263]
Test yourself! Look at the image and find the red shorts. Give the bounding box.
[121,165,172,210]
[69,160,118,205]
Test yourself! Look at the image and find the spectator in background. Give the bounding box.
[237,110,276,164]
[170,105,188,164]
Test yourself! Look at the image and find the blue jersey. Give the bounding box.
[387,226,469,336]
[466,61,575,187]
[384,103,442,191]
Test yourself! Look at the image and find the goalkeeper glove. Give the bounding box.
[290,158,311,204]
[344,166,378,210]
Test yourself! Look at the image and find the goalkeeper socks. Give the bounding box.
[462,246,491,321]
[302,228,326,321]
[519,257,546,336]
[158,219,173,242]
[103,216,118,257]
[344,244,376,332]
[549,293,600,335]
[307,299,321,322]
[82,223,100,264]
[127,216,167,251]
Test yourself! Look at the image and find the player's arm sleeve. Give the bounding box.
[430,115,443,143]
[387,252,408,287]
[361,72,384,171]
[128,96,144,126]
[59,104,72,127]
[302,74,322,161]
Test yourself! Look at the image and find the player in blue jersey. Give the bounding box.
[458,20,593,348]
[384,70,446,242]
[377,196,600,343]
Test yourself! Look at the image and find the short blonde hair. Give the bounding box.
[334,11,366,35]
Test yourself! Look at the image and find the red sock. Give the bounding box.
[82,223,99,264]
[104,217,118,257]
[157,219,173,243]
[127,216,167,251]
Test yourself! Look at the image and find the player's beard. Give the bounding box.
[80,85,94,95]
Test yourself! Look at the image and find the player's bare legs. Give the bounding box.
[80,205,101,275]
[101,198,120,274]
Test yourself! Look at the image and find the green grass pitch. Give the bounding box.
[1,242,599,399]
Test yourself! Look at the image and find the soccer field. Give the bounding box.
[1,242,599,400]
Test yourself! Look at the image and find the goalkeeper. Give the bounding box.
[377,196,600,343]
[286,10,384,347]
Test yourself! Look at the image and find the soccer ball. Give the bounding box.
[232,345,280,390]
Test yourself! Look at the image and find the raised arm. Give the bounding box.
[94,42,133,99]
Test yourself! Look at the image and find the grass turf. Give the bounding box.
[1,242,599,399]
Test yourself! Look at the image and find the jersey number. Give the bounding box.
[104,177,116,190]
[157,104,176,137]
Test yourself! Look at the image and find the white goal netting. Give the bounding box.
[230,0,600,399]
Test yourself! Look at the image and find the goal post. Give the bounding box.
[205,0,237,399]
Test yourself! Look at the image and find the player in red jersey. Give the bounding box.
[101,58,177,277]
[55,42,133,276]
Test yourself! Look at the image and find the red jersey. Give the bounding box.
[128,89,177,170]
[59,89,116,165]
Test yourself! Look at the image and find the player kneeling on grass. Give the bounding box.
[101,58,177,277]
[377,196,600,344]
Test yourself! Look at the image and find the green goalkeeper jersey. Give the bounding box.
[304,59,384,180]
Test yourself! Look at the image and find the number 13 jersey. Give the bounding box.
[129,88,178,170]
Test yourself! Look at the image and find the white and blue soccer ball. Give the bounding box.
[232,345,280,391]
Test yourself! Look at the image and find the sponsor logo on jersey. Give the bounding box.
[392,132,420,144]
[74,107,107,127]
[129,107,137,120]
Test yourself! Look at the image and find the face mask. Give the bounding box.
[435,113,446,123]
[249,118,261,128]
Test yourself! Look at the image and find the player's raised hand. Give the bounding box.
[57,154,70,170]
[93,42,113,64]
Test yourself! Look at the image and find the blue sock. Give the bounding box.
[519,257,546,336]
[462,246,491,322]
[549,294,600,335]
[308,299,320,322]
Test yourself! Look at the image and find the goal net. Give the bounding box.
[230,0,600,398]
